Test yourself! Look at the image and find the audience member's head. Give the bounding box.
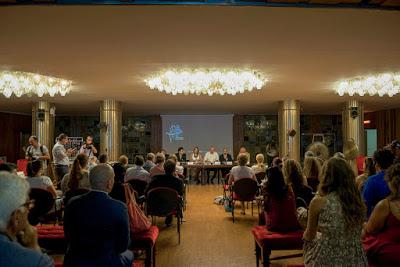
[28,135,39,146]
[391,140,400,158]
[112,162,126,184]
[58,133,69,145]
[343,138,359,161]
[0,172,30,235]
[69,153,89,191]
[164,159,176,175]
[283,159,305,190]
[98,153,109,164]
[155,152,165,165]
[319,157,365,229]
[134,155,145,166]
[89,164,115,193]
[333,152,345,159]
[239,146,247,153]
[237,153,249,166]
[304,150,314,158]
[303,156,321,179]
[161,149,167,155]
[0,163,17,174]
[146,152,155,163]
[118,155,129,166]
[26,160,43,177]
[168,154,178,164]
[256,154,264,165]
[307,142,329,161]
[373,149,395,171]
[265,166,288,200]
[385,163,400,200]
[272,157,283,169]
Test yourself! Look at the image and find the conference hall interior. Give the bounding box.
[1,1,400,267]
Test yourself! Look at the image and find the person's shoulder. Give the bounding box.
[309,194,326,210]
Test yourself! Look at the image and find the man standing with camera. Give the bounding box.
[25,136,50,175]
[79,135,98,157]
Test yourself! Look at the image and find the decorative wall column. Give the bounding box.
[278,100,301,161]
[32,101,55,151]
[342,100,365,155]
[100,100,122,161]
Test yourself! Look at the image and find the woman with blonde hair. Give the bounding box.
[343,138,360,176]
[252,153,267,174]
[283,159,313,206]
[307,142,329,162]
[303,157,367,266]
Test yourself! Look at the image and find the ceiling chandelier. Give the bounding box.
[0,71,72,98]
[335,72,400,97]
[145,69,266,96]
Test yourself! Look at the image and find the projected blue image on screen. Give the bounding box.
[166,124,184,143]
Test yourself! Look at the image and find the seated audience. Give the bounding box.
[303,157,367,266]
[228,153,256,214]
[149,153,166,178]
[98,153,109,164]
[263,166,300,232]
[26,161,57,198]
[363,163,400,266]
[204,146,219,184]
[143,153,156,172]
[175,147,186,162]
[63,164,133,267]
[363,149,395,217]
[283,159,313,207]
[61,154,90,195]
[304,150,314,158]
[307,141,330,162]
[333,152,345,159]
[160,149,169,159]
[125,155,150,183]
[356,157,375,191]
[252,153,267,174]
[303,156,321,192]
[190,147,203,184]
[145,159,184,226]
[0,172,54,267]
[391,140,400,164]
[0,162,17,173]
[109,162,127,203]
[118,155,129,168]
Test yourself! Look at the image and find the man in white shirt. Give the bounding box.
[125,155,150,183]
[52,133,75,186]
[204,146,219,184]
[25,136,50,174]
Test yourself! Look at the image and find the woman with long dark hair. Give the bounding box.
[284,159,314,206]
[303,157,367,266]
[26,160,57,198]
[61,153,90,194]
[263,166,300,232]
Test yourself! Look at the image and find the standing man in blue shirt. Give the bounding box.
[362,149,394,217]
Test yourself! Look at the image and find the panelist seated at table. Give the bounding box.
[219,148,233,178]
[236,146,251,165]
[189,147,203,184]
[204,146,219,184]
[175,147,187,163]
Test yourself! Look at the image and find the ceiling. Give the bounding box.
[0,5,400,115]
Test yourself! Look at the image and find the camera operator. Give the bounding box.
[79,136,98,157]
[25,136,50,175]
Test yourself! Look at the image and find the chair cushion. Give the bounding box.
[252,226,304,250]
[131,226,159,246]
[36,225,65,239]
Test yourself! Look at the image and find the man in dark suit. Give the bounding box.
[63,164,133,267]
[175,147,187,162]
[219,148,233,179]
[146,159,184,226]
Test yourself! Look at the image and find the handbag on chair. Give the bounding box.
[123,183,151,234]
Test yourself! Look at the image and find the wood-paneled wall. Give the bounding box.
[0,112,32,163]
[233,115,244,157]
[373,108,400,148]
